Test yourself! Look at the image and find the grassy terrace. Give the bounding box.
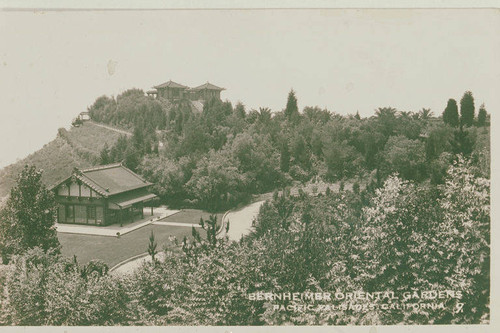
[58,225,203,268]
[58,209,224,267]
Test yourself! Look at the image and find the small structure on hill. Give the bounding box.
[147,80,225,102]
[51,163,158,226]
[78,111,91,121]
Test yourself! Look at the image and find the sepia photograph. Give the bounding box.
[0,1,497,331]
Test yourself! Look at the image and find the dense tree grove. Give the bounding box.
[87,88,489,212]
[0,88,489,325]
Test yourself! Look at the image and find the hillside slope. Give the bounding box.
[0,122,123,200]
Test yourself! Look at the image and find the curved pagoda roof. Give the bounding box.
[51,163,152,197]
[153,80,189,89]
[190,82,225,91]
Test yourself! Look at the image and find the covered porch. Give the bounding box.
[107,191,158,226]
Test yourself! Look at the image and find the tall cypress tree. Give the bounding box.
[285,89,299,123]
[477,104,487,127]
[280,141,290,172]
[442,98,459,127]
[460,91,475,127]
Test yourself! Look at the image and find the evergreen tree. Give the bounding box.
[99,143,111,164]
[234,102,246,119]
[110,135,129,162]
[132,125,145,153]
[460,91,475,127]
[477,103,487,127]
[280,141,290,173]
[147,231,158,262]
[284,89,299,122]
[452,128,474,157]
[443,98,459,127]
[199,215,218,248]
[124,144,140,171]
[0,165,60,263]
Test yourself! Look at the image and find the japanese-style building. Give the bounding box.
[189,82,225,101]
[148,80,189,100]
[147,80,225,102]
[51,163,158,226]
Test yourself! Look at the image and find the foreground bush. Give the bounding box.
[2,248,129,325]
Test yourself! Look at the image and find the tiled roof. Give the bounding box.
[52,163,152,197]
[79,163,151,196]
[190,82,225,91]
[153,80,189,89]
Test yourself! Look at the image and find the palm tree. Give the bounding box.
[375,107,397,119]
[257,107,272,125]
[399,111,413,119]
[418,108,433,120]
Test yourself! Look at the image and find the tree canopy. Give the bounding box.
[0,165,60,263]
[443,98,459,127]
[85,88,491,212]
[477,104,487,127]
[460,91,475,127]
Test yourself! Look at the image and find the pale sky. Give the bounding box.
[0,9,499,168]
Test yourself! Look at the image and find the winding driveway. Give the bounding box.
[222,200,265,241]
[89,121,132,137]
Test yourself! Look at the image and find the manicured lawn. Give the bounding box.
[58,209,225,268]
[58,224,205,268]
[162,209,224,227]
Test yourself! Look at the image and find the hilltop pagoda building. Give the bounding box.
[148,80,189,100]
[189,82,225,101]
[147,80,225,102]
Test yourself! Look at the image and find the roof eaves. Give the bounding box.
[76,174,109,197]
[80,163,123,173]
[191,82,224,91]
[153,80,189,89]
[48,171,109,197]
[107,183,152,196]
[49,176,72,191]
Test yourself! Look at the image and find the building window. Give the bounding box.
[65,205,75,221]
[87,206,95,220]
[87,206,96,220]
